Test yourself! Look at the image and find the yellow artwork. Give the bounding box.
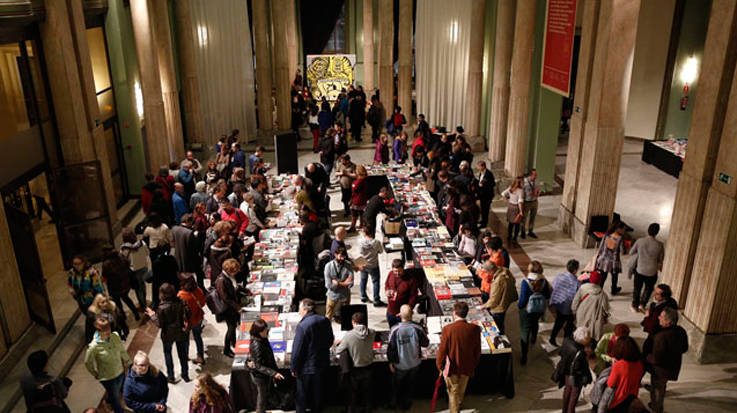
[306,54,355,101]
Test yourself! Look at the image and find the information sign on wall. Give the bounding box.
[306,54,356,101]
[541,0,577,97]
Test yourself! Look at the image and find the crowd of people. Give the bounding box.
[21,81,689,413]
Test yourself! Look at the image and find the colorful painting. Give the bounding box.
[306,54,356,101]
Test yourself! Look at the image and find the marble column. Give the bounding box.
[488,0,516,162]
[271,0,292,131]
[152,0,184,160]
[363,0,375,92]
[378,0,394,108]
[174,0,205,144]
[566,0,640,247]
[503,0,536,177]
[397,0,413,121]
[662,0,737,306]
[559,0,600,234]
[465,0,486,149]
[285,1,299,79]
[252,0,274,132]
[130,0,171,172]
[40,0,118,225]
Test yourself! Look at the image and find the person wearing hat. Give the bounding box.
[571,270,610,341]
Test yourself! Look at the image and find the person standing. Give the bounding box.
[476,161,495,228]
[318,101,334,139]
[348,93,366,142]
[123,351,169,413]
[335,312,375,412]
[68,255,105,314]
[393,131,409,164]
[629,223,665,312]
[249,319,285,413]
[189,372,235,413]
[362,186,394,237]
[172,183,189,225]
[102,247,140,321]
[324,246,354,322]
[521,169,540,239]
[335,154,357,217]
[357,227,386,307]
[517,261,552,365]
[373,134,390,164]
[387,305,428,410]
[552,327,593,413]
[178,275,207,365]
[641,284,678,337]
[291,299,334,413]
[349,165,369,232]
[571,271,610,341]
[501,176,524,243]
[477,263,518,334]
[121,228,151,310]
[21,350,71,412]
[549,259,581,346]
[172,214,201,282]
[436,302,481,413]
[143,213,173,260]
[385,259,420,327]
[644,307,688,413]
[146,283,190,383]
[366,96,384,143]
[595,222,626,295]
[85,317,131,413]
[215,259,242,358]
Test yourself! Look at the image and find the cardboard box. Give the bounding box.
[384,220,401,235]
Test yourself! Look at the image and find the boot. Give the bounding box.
[520,340,529,366]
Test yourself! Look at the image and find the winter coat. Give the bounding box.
[645,325,689,381]
[84,331,130,381]
[290,312,334,375]
[249,336,279,379]
[553,337,592,388]
[572,282,610,340]
[481,268,519,314]
[151,298,189,344]
[178,288,206,327]
[123,368,168,413]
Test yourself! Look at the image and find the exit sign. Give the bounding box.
[718,172,732,184]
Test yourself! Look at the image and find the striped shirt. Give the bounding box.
[550,272,580,315]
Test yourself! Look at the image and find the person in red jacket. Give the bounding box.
[218,199,249,236]
[436,302,481,413]
[140,174,161,216]
[177,274,206,365]
[384,259,420,327]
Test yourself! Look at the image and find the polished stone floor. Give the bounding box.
[8,138,737,412]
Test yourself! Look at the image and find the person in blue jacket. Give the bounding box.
[517,260,552,366]
[123,351,169,413]
[171,183,188,225]
[290,298,334,413]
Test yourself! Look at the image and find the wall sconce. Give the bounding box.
[197,25,209,48]
[134,81,144,119]
[679,56,698,110]
[448,20,459,44]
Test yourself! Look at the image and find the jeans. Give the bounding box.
[521,200,538,233]
[392,366,419,409]
[550,312,575,341]
[360,267,381,301]
[348,366,372,412]
[191,322,204,357]
[296,371,324,413]
[445,374,470,413]
[507,222,521,240]
[100,373,125,413]
[632,272,657,307]
[252,374,271,413]
[341,187,352,214]
[491,312,506,335]
[162,339,190,380]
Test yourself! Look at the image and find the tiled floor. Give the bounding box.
[9,136,737,412]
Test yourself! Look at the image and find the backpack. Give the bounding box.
[524,278,547,314]
[205,278,227,316]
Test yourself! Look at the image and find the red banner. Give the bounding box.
[541,0,577,97]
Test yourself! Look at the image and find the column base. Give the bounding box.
[558,204,596,249]
[679,313,737,364]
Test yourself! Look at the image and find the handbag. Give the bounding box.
[513,212,523,224]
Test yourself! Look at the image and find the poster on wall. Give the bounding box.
[541,0,577,97]
[306,54,356,101]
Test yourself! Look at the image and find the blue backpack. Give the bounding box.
[524,279,547,314]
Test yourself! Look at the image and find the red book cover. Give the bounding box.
[435,286,452,300]
[234,339,250,354]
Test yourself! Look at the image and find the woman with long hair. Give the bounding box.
[502,176,525,243]
[373,134,390,164]
[67,255,105,314]
[145,283,190,383]
[600,336,645,413]
[595,221,627,295]
[178,275,207,365]
[189,372,234,413]
[86,294,128,343]
[143,213,172,260]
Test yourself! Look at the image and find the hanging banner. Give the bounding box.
[306,54,356,102]
[541,0,577,97]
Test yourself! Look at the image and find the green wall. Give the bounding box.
[527,0,562,187]
[105,0,146,195]
[662,0,710,139]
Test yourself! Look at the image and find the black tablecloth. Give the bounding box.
[230,353,514,411]
[642,140,683,178]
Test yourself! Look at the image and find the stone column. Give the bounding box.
[566,0,640,247]
[397,0,413,121]
[464,0,486,150]
[271,0,292,131]
[363,0,375,92]
[377,0,394,108]
[174,0,205,144]
[488,0,516,162]
[559,0,600,234]
[662,0,737,306]
[41,0,118,225]
[503,0,536,177]
[0,201,30,342]
[252,0,274,132]
[285,1,299,78]
[130,0,171,173]
[152,0,184,159]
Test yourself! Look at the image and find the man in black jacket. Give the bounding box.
[644,307,688,413]
[306,162,330,198]
[291,299,334,413]
[362,187,395,236]
[475,161,496,227]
